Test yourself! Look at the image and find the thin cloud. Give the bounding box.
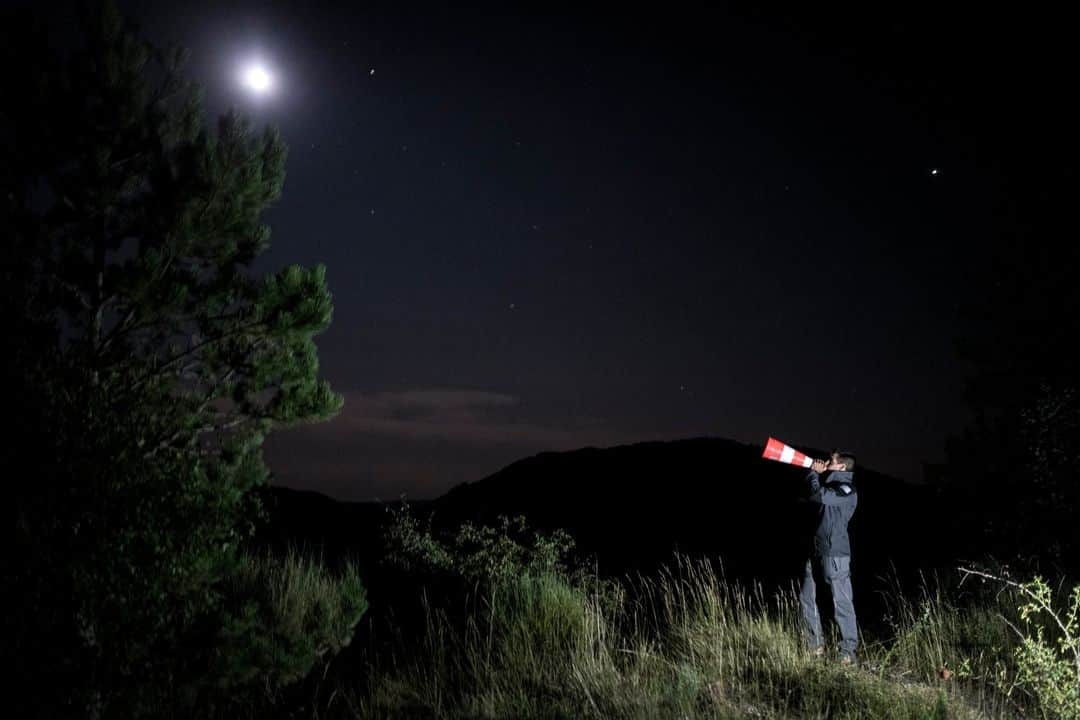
[264,388,699,499]
[328,389,621,448]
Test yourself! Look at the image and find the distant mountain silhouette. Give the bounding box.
[433,437,943,587]
[261,437,951,596]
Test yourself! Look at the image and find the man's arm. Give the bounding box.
[807,458,827,496]
[816,483,857,506]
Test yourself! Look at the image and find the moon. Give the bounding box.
[240,62,274,95]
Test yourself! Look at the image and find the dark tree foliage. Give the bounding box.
[946,174,1080,570]
[1,3,357,716]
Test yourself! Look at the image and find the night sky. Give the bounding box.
[58,2,1067,499]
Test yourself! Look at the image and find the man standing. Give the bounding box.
[800,450,859,664]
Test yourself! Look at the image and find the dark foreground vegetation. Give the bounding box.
[295,506,1075,720]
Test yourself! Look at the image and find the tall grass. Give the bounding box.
[214,549,368,705]
[341,558,1026,719]
[878,574,1016,688]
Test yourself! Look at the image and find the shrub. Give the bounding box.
[1011,577,1080,718]
[961,567,1080,719]
[383,504,576,587]
[213,549,368,706]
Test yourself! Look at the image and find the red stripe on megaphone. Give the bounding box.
[762,437,814,467]
[763,437,786,461]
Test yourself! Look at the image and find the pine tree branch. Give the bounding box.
[142,415,251,461]
[195,417,248,435]
[130,318,269,390]
[48,273,93,310]
[97,305,139,353]
[96,248,181,353]
[140,334,271,460]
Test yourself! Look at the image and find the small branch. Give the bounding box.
[97,305,140,354]
[48,273,92,310]
[142,415,250,461]
[958,567,1024,592]
[194,416,248,435]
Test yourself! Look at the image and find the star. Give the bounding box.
[929,168,940,176]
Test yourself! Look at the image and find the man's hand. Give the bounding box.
[811,459,828,473]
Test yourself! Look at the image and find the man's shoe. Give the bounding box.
[839,655,856,667]
[810,646,825,659]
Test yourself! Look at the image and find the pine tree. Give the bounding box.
[2,3,360,716]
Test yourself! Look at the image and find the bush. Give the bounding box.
[362,570,610,718]
[213,549,368,706]
[383,504,576,587]
[1010,577,1080,719]
[959,568,1080,719]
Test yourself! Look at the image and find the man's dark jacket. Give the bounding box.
[807,470,857,557]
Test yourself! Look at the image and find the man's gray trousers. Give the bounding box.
[800,555,858,659]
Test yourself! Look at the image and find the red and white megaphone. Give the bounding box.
[762,436,815,468]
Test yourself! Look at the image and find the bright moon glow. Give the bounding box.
[242,64,273,94]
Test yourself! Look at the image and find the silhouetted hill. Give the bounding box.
[434,437,945,587]
[259,437,954,618]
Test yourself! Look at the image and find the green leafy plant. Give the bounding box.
[383,504,576,587]
[961,567,1080,719]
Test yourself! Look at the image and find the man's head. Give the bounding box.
[827,450,856,472]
